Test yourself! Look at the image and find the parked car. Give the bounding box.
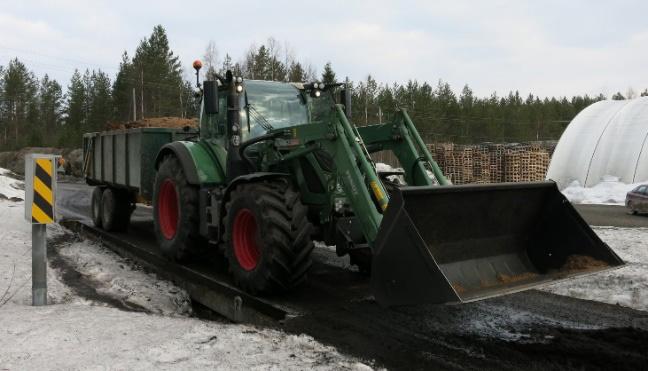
[626,184,648,214]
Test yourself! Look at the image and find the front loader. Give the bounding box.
[86,61,624,307]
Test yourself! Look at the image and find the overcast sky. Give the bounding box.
[1,0,647,98]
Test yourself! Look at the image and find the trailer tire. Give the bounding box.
[153,155,206,261]
[101,188,131,232]
[91,187,103,228]
[223,179,314,294]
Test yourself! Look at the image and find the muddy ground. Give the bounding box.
[53,181,648,371]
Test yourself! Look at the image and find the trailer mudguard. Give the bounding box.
[155,141,225,186]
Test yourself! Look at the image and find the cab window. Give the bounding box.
[243,80,308,140]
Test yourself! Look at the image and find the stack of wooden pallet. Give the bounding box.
[471,146,492,184]
[428,142,554,185]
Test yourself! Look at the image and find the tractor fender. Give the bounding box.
[155,141,225,185]
[218,172,292,237]
[222,172,291,202]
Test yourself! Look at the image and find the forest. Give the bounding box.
[1,25,645,151]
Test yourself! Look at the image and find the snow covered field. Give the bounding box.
[0,169,373,370]
[560,176,642,205]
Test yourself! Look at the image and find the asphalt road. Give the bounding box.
[58,180,648,229]
[54,181,648,370]
[574,204,648,228]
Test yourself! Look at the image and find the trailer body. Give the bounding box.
[83,128,197,200]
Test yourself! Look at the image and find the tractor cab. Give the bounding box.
[199,78,336,143]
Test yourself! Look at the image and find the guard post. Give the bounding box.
[24,154,58,306]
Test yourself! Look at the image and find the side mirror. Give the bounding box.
[203,81,219,114]
[340,88,352,119]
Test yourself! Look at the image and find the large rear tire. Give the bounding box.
[153,155,205,261]
[101,188,132,232]
[223,179,314,294]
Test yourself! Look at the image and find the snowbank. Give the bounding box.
[0,304,371,370]
[561,176,643,205]
[0,195,373,369]
[543,227,648,312]
[0,167,24,200]
[56,238,193,315]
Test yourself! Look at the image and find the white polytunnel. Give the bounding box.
[546,97,648,189]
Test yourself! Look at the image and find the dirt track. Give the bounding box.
[55,182,648,370]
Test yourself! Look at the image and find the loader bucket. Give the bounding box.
[370,181,624,306]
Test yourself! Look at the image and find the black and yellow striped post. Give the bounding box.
[25,154,58,306]
[32,158,55,224]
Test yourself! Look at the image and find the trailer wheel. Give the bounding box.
[153,155,205,261]
[101,188,131,232]
[91,187,103,228]
[223,180,314,294]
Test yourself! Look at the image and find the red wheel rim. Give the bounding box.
[233,208,260,271]
[158,179,179,240]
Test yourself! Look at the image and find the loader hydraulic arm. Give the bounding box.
[356,109,449,186]
[321,105,387,244]
[319,105,450,247]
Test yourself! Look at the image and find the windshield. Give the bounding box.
[244,80,309,139]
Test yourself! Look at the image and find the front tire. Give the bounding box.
[153,155,205,261]
[223,180,314,294]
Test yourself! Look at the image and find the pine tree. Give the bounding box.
[112,51,134,122]
[288,62,306,82]
[88,70,112,132]
[0,58,38,148]
[321,62,337,85]
[65,69,87,146]
[130,25,185,118]
[38,74,63,144]
[252,45,270,79]
[641,89,648,97]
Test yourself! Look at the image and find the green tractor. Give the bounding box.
[87,61,623,306]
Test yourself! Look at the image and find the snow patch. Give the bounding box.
[0,304,372,370]
[0,199,72,306]
[0,196,373,369]
[0,167,25,200]
[543,227,648,312]
[375,162,442,184]
[561,176,643,205]
[56,238,192,315]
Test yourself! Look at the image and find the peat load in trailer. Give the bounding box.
[82,60,623,307]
